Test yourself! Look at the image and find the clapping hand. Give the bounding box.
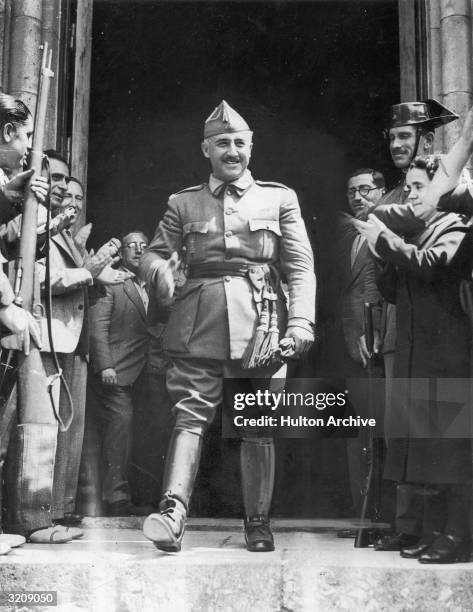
[352,214,387,255]
[96,265,133,285]
[0,303,42,354]
[73,223,92,255]
[1,169,49,206]
[84,238,121,279]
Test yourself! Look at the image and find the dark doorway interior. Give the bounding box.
[87,0,399,517]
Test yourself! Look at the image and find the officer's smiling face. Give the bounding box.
[389,126,418,169]
[202,131,253,182]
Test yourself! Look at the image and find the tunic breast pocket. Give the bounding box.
[183,221,209,260]
[248,218,282,260]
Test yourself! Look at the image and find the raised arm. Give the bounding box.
[422,106,473,209]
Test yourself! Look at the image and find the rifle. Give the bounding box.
[6,44,55,424]
[354,302,383,547]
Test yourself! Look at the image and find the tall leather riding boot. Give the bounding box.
[142,429,202,552]
[4,423,58,536]
[240,437,275,552]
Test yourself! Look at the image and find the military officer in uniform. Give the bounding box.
[140,101,315,552]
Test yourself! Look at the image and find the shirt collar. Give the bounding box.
[208,169,254,196]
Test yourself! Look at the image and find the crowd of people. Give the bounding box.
[337,98,473,564]
[0,91,472,564]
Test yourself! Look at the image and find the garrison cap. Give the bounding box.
[204,100,250,138]
[388,98,458,131]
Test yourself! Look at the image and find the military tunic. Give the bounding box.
[140,171,315,434]
[141,171,315,361]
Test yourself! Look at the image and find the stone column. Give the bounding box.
[439,0,473,151]
[427,0,446,151]
[41,0,63,149]
[71,0,93,226]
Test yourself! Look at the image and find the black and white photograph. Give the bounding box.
[1,0,473,610]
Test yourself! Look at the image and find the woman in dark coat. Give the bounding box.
[355,151,473,564]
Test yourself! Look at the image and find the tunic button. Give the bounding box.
[225,209,233,215]
[224,276,231,282]
[226,189,232,195]
[225,230,232,237]
[78,304,84,310]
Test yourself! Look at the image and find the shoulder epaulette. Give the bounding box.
[255,180,290,190]
[171,184,207,197]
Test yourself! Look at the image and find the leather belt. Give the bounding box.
[188,262,253,278]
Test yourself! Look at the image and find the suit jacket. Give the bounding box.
[337,213,381,364]
[140,174,315,361]
[36,231,92,354]
[373,182,409,355]
[89,272,150,386]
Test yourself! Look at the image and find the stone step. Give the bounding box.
[0,519,471,612]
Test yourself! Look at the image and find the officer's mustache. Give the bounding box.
[391,147,408,155]
[222,155,240,163]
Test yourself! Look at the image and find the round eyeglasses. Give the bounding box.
[346,186,379,197]
[125,242,148,250]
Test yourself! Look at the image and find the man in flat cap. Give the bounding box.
[368,99,459,552]
[140,100,315,553]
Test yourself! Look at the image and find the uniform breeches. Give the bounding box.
[166,357,286,437]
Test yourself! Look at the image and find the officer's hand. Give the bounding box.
[283,326,314,358]
[155,251,179,300]
[0,303,42,355]
[101,367,117,386]
[96,264,134,285]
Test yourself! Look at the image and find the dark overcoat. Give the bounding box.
[376,210,473,484]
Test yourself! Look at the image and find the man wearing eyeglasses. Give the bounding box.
[87,231,154,515]
[346,169,386,221]
[338,169,385,518]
